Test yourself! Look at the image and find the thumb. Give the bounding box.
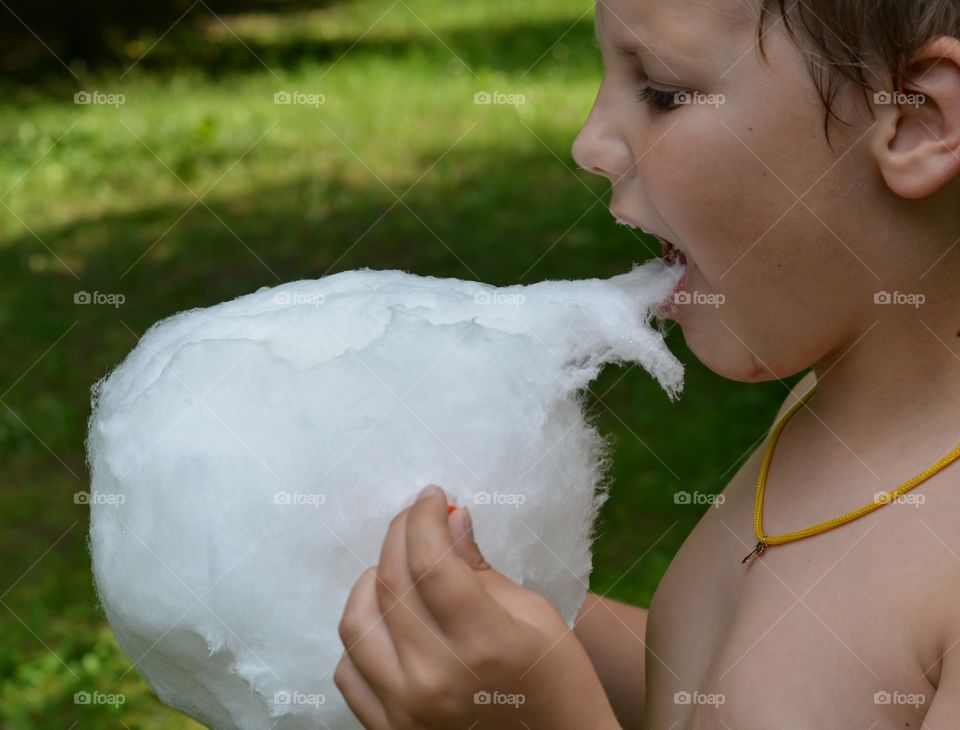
[447,506,491,571]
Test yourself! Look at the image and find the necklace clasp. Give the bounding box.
[741,541,766,564]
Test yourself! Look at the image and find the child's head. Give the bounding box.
[573,0,960,383]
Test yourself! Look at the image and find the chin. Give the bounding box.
[681,320,804,384]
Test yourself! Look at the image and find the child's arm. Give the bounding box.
[574,592,647,730]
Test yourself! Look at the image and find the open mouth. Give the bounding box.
[613,216,688,267]
[658,238,687,267]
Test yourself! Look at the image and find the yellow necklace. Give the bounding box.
[741,381,960,564]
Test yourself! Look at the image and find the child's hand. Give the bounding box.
[334,484,620,730]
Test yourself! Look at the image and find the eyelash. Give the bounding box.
[637,86,681,112]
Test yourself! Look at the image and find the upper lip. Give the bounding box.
[609,208,685,255]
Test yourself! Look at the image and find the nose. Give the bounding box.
[571,89,633,182]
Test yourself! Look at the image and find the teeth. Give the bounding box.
[615,219,640,230]
[663,238,685,255]
[660,239,687,267]
[658,236,686,257]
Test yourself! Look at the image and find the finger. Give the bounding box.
[375,500,441,661]
[333,651,391,730]
[406,485,497,640]
[339,566,402,697]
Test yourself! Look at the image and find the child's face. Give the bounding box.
[573,0,886,383]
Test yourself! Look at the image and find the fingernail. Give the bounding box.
[417,484,439,502]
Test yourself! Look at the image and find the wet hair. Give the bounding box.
[759,0,960,136]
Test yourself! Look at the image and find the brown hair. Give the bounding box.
[759,0,960,135]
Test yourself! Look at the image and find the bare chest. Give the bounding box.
[642,454,953,730]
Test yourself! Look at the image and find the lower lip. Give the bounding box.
[655,265,690,319]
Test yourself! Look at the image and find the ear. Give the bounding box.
[871,36,960,199]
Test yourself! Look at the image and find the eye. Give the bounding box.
[637,86,682,113]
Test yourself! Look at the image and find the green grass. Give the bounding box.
[0,0,796,726]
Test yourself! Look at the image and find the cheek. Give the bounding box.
[642,42,834,276]
[646,98,828,278]
[639,113,864,379]
[629,31,881,380]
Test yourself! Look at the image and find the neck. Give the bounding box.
[807,272,960,458]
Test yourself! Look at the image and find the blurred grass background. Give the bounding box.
[0,0,798,726]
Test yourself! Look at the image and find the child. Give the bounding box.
[335,1,960,727]
[570,0,960,727]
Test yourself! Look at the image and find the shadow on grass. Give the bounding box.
[2,12,598,97]
[120,15,599,79]
[0,0,345,74]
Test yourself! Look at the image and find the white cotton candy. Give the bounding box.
[86,261,685,730]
